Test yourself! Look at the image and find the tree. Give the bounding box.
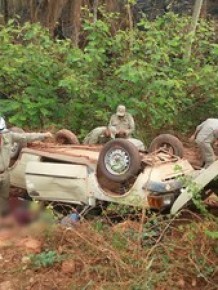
[184,0,204,60]
[3,0,9,23]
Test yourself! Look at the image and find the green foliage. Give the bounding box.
[177,171,209,215]
[112,232,128,250]
[205,230,218,239]
[106,203,140,216]
[0,13,218,140]
[29,250,64,269]
[176,168,218,243]
[30,201,57,223]
[93,219,104,232]
[40,204,58,223]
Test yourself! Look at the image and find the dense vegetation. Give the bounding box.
[0,11,218,142]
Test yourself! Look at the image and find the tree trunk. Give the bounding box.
[184,0,204,60]
[61,0,81,46]
[3,0,9,23]
[93,0,98,23]
[105,0,129,33]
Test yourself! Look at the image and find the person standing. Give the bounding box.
[190,118,218,168]
[0,117,53,216]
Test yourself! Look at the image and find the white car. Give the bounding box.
[9,133,218,214]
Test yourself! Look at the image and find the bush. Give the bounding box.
[29,250,64,269]
[0,13,218,142]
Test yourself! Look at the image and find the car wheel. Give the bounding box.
[149,134,184,158]
[55,129,79,145]
[10,127,27,160]
[97,139,141,183]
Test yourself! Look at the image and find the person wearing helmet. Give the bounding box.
[0,117,53,216]
[108,105,135,138]
[190,118,218,168]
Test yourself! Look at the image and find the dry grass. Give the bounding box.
[0,209,217,290]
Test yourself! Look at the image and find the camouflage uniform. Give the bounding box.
[83,126,110,145]
[109,113,135,138]
[0,131,47,215]
[195,118,218,168]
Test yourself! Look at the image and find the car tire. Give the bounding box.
[97,139,141,183]
[149,134,184,158]
[56,129,79,145]
[10,127,27,160]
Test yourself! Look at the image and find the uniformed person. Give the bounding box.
[83,126,111,145]
[109,105,135,138]
[0,117,53,216]
[190,118,218,168]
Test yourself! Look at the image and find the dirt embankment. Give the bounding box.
[0,211,217,290]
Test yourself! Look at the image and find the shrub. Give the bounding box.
[0,13,218,142]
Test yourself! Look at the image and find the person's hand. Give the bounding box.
[104,128,111,138]
[189,135,195,143]
[118,129,127,136]
[44,132,53,139]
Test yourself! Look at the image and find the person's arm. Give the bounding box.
[126,115,135,136]
[190,121,205,142]
[121,114,135,137]
[11,132,52,143]
[108,115,118,135]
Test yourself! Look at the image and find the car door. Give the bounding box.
[10,152,41,189]
[25,161,89,204]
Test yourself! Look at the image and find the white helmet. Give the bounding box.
[0,117,6,131]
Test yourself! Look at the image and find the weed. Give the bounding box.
[29,250,64,269]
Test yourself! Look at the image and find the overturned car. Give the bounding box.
[8,130,218,215]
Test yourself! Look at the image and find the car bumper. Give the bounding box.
[144,180,181,211]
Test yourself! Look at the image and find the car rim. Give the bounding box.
[104,147,130,175]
